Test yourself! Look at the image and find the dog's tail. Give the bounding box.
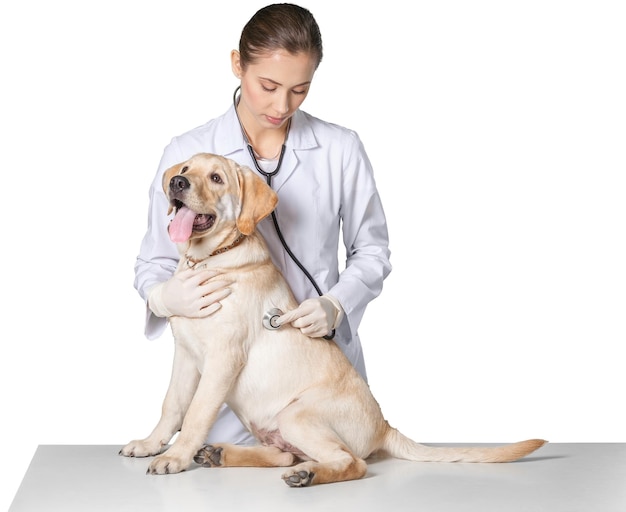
[381,427,546,463]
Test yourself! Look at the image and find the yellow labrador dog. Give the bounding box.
[120,153,545,486]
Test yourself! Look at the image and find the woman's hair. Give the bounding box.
[239,3,323,70]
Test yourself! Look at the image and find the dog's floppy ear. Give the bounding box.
[236,165,278,235]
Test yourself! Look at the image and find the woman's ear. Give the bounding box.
[231,50,242,79]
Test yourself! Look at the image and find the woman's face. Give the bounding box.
[232,49,317,132]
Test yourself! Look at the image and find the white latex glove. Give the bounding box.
[147,268,232,318]
[276,295,344,338]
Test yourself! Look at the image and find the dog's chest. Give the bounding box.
[169,317,225,362]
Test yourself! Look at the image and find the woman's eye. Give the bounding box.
[262,85,277,93]
[210,173,223,184]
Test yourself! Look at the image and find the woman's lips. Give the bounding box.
[266,115,286,126]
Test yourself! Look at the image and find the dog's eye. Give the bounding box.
[210,173,223,184]
[181,166,189,174]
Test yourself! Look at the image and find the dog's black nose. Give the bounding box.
[170,175,190,192]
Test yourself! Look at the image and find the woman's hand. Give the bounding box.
[276,295,342,338]
[147,269,232,318]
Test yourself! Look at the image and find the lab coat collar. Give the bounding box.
[217,106,318,192]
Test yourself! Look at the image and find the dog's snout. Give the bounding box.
[170,175,190,192]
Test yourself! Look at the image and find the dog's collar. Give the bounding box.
[185,233,246,268]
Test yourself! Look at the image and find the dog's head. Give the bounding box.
[162,153,278,249]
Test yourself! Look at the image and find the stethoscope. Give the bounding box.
[233,87,335,339]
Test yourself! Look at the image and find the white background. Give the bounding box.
[1,0,624,508]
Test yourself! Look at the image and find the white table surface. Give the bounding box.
[8,443,626,511]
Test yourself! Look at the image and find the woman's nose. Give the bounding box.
[272,92,289,116]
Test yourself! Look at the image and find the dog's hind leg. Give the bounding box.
[280,433,367,487]
[277,409,368,487]
[194,444,295,468]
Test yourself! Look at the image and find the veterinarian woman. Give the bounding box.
[134,3,392,445]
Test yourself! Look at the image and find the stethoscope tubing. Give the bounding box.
[234,87,334,340]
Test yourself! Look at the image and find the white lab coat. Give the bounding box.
[134,104,391,443]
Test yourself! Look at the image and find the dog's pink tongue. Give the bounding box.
[168,206,197,243]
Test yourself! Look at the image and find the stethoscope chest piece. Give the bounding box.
[262,308,284,330]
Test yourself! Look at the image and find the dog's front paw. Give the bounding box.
[147,452,191,475]
[194,444,223,467]
[119,439,164,458]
